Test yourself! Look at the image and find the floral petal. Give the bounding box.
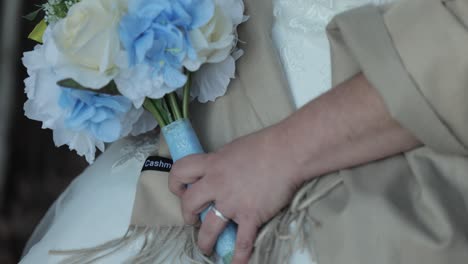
[191,55,235,103]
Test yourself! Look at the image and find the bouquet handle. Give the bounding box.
[162,119,237,263]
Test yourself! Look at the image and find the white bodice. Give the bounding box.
[272,0,383,108]
[272,0,382,263]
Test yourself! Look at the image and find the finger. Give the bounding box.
[232,222,257,264]
[169,154,210,196]
[168,174,198,198]
[181,181,214,225]
[197,207,229,255]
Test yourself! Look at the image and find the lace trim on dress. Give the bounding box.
[112,130,160,169]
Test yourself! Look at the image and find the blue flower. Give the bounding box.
[119,0,215,89]
[59,89,132,143]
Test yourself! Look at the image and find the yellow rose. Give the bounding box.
[52,0,128,88]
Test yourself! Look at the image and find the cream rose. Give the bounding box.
[186,5,236,71]
[52,0,128,89]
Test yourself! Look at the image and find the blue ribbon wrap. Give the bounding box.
[162,119,237,263]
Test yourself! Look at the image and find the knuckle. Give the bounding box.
[170,161,182,174]
[181,203,191,219]
[204,154,219,169]
[234,212,254,224]
[168,181,178,195]
[182,204,198,224]
[204,153,215,162]
[236,239,253,252]
[181,191,191,205]
[197,239,212,254]
[183,212,196,225]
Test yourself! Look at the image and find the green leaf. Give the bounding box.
[57,79,121,96]
[24,8,43,21]
[28,20,47,43]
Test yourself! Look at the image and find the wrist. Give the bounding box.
[268,119,315,187]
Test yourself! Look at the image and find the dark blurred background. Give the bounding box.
[0,1,87,262]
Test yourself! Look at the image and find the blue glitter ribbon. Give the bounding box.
[162,119,237,263]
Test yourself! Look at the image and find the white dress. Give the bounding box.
[20,0,374,263]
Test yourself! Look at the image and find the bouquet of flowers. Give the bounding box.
[23,0,245,262]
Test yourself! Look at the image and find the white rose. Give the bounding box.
[216,0,246,26]
[185,5,237,71]
[114,62,168,108]
[23,27,156,163]
[191,55,236,103]
[23,37,102,163]
[52,0,128,89]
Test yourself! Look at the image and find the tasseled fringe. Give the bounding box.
[251,175,343,264]
[49,175,342,264]
[50,225,216,264]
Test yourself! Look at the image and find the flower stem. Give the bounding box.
[161,97,174,123]
[143,98,167,127]
[182,73,191,119]
[167,92,183,121]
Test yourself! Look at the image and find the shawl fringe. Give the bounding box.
[50,225,216,264]
[251,175,343,264]
[49,175,342,264]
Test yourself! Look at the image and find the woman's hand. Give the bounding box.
[168,124,304,264]
[168,74,422,264]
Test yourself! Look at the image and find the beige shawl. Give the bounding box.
[52,0,468,263]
